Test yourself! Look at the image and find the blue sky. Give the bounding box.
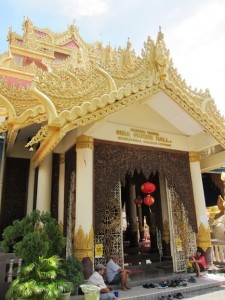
[1,0,225,116]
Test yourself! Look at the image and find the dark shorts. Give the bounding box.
[199,264,205,272]
[193,262,205,272]
[109,273,121,284]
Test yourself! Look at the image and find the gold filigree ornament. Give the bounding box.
[0,19,225,167]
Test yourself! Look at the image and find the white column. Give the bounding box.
[27,160,35,214]
[36,153,52,212]
[75,135,94,261]
[189,152,212,264]
[189,152,208,228]
[58,153,65,225]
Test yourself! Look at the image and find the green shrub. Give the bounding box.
[5,255,74,300]
[0,210,65,263]
[60,256,84,295]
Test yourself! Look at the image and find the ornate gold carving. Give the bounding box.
[74,225,94,261]
[162,220,170,244]
[0,50,38,78]
[0,92,16,119]
[155,27,170,80]
[76,135,94,150]
[196,223,212,251]
[59,153,65,164]
[25,125,48,149]
[189,152,200,162]
[0,78,41,115]
[1,18,225,167]
[30,81,58,122]
[5,129,18,153]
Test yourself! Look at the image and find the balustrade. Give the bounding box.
[211,239,225,264]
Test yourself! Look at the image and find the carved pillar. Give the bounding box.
[36,153,52,212]
[58,153,65,226]
[159,175,171,257]
[129,184,138,246]
[189,152,212,266]
[137,203,143,242]
[75,135,94,279]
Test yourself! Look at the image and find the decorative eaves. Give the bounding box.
[0,20,225,167]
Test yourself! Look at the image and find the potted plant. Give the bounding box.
[60,256,84,296]
[56,280,74,300]
[5,255,74,300]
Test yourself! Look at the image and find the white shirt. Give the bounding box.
[106,259,120,283]
[88,271,107,289]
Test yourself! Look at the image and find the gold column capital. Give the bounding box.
[197,223,212,251]
[189,151,200,162]
[59,153,65,164]
[76,135,94,150]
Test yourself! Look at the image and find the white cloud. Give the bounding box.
[163,1,225,114]
[9,0,110,18]
[55,0,110,17]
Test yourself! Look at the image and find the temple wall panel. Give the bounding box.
[94,140,197,233]
[0,157,30,237]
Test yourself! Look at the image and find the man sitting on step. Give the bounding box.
[88,263,118,300]
[106,254,132,291]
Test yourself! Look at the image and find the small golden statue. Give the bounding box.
[214,195,225,220]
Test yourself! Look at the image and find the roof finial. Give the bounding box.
[7,25,13,44]
[157,26,164,41]
[126,37,132,51]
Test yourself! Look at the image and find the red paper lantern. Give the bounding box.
[134,196,143,205]
[144,195,155,207]
[141,182,156,194]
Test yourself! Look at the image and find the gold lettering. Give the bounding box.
[146,131,159,136]
[130,128,146,134]
[156,136,171,143]
[133,133,153,140]
[116,130,130,137]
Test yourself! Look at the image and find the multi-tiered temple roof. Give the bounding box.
[0,17,224,167]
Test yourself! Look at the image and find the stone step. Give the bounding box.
[71,274,225,300]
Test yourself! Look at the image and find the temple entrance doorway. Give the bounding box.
[121,170,164,267]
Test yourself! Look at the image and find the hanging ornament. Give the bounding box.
[144,195,155,207]
[141,182,156,194]
[134,196,143,205]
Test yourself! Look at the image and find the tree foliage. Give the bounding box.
[0,210,65,263]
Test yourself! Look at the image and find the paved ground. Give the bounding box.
[184,285,225,299]
[73,267,225,300]
[105,273,225,300]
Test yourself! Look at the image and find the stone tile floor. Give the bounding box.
[73,273,225,300]
[184,284,225,299]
